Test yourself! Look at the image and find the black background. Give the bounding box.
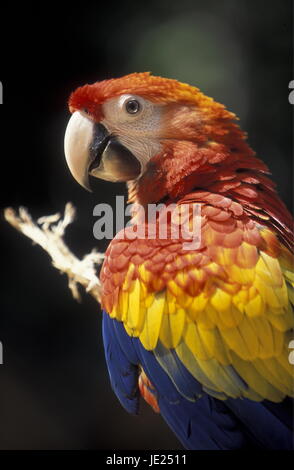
[0,0,292,450]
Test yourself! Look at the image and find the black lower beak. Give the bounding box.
[88,123,141,182]
[89,123,111,172]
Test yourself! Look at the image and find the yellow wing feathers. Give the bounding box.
[108,243,294,402]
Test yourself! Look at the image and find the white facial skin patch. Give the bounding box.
[101,94,163,172]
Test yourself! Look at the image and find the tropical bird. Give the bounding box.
[64,72,293,449]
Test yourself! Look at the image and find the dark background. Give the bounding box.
[0,0,292,450]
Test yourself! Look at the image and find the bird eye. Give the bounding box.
[125,99,141,115]
[83,108,89,114]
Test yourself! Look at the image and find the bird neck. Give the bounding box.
[128,137,261,205]
[127,138,293,251]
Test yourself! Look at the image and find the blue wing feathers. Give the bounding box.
[102,312,293,449]
[102,313,139,414]
[226,398,293,450]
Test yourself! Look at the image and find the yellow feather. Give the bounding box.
[245,294,264,317]
[188,292,208,315]
[196,309,215,329]
[254,275,285,308]
[121,291,129,322]
[220,323,252,360]
[237,317,260,358]
[193,357,242,398]
[261,357,294,396]
[174,270,188,288]
[139,291,165,350]
[205,303,224,328]
[177,293,193,309]
[176,341,219,390]
[144,294,154,308]
[231,351,285,402]
[139,281,148,299]
[267,307,294,332]
[211,288,232,311]
[226,265,255,284]
[256,253,283,286]
[283,268,294,284]
[183,322,211,360]
[218,304,244,329]
[122,263,135,291]
[233,289,249,305]
[197,326,231,365]
[277,280,289,306]
[248,285,258,300]
[166,290,176,314]
[248,316,274,359]
[138,264,152,283]
[159,308,186,348]
[272,326,284,356]
[126,279,141,329]
[253,359,291,396]
[167,280,184,298]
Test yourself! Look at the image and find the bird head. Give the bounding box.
[64,72,254,203]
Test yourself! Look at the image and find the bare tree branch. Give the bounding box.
[4,203,103,303]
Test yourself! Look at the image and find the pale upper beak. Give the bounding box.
[64,111,141,191]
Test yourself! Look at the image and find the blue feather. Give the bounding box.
[102,312,139,414]
[226,397,294,449]
[102,313,293,449]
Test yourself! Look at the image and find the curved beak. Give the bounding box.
[64,111,141,191]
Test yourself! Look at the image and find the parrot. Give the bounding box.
[64,72,294,450]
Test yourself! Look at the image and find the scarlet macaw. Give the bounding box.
[64,73,293,449]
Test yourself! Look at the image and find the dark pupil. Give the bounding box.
[126,99,140,114]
